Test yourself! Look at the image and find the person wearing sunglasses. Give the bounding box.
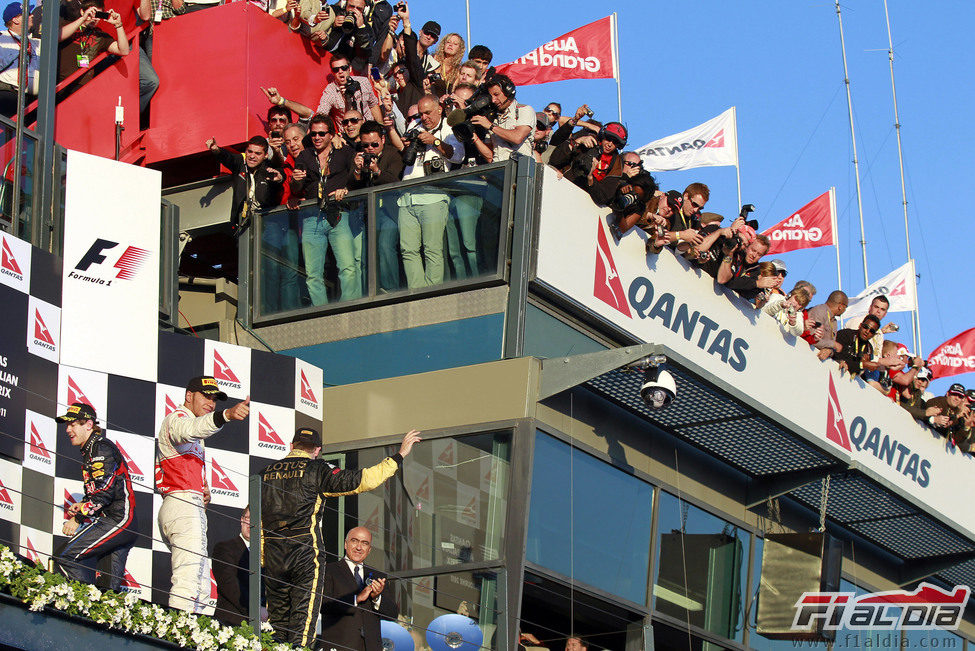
[340,109,364,146]
[591,151,659,237]
[549,120,627,193]
[259,53,382,133]
[832,315,883,376]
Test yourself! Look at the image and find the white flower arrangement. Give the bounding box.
[0,545,299,650]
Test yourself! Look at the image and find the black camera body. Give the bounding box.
[344,77,361,97]
[422,157,447,176]
[446,87,496,143]
[394,1,406,11]
[401,128,424,166]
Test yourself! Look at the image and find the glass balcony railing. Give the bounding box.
[0,116,38,242]
[251,161,513,323]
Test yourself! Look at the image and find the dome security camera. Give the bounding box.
[639,363,676,410]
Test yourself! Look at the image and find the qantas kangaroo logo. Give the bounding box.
[825,374,852,451]
[704,129,725,148]
[299,370,318,404]
[1,237,23,277]
[212,350,242,385]
[211,459,239,492]
[593,222,632,317]
[67,377,93,407]
[34,310,56,346]
[28,422,51,459]
[257,413,286,447]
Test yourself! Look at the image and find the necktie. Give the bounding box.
[354,564,364,589]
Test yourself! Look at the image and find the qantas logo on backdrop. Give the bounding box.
[593,222,631,317]
[24,538,40,564]
[299,371,319,407]
[63,489,79,518]
[33,310,56,350]
[67,377,93,407]
[825,374,851,451]
[121,570,141,590]
[69,238,150,286]
[1,238,23,279]
[257,413,286,449]
[210,459,239,495]
[164,395,179,416]
[212,350,242,388]
[704,129,724,148]
[0,479,14,509]
[116,443,145,480]
[28,423,51,461]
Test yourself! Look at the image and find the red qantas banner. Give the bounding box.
[494,16,616,86]
[761,190,835,255]
[927,328,975,379]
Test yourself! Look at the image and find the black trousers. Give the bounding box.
[53,515,137,591]
[263,532,327,647]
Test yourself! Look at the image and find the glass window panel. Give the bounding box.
[347,431,511,571]
[526,431,653,604]
[0,123,35,241]
[376,569,501,651]
[653,491,747,643]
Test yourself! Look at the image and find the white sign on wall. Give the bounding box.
[61,150,161,382]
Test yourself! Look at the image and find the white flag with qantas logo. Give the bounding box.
[635,107,738,171]
[842,261,917,324]
[494,16,617,86]
[762,190,835,255]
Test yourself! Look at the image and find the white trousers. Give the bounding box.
[159,492,210,613]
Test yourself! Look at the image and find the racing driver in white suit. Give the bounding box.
[155,375,250,612]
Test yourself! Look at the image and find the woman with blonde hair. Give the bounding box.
[433,32,466,89]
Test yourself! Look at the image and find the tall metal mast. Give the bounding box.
[883,0,921,353]
[835,0,869,288]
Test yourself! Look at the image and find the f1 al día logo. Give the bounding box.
[68,238,151,286]
[793,583,970,631]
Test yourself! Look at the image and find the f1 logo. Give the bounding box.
[75,239,119,271]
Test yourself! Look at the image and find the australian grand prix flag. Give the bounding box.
[635,107,738,172]
[761,189,837,255]
[494,16,617,86]
[927,328,975,380]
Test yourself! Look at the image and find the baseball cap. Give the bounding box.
[535,111,550,130]
[56,402,97,423]
[947,383,967,398]
[420,20,441,39]
[293,427,321,447]
[185,376,228,401]
[896,343,912,357]
[916,367,932,380]
[770,259,788,275]
[3,2,32,24]
[967,389,975,404]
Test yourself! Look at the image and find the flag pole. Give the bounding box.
[612,13,622,122]
[733,106,741,209]
[465,0,471,56]
[830,186,841,291]
[883,0,919,353]
[835,0,869,288]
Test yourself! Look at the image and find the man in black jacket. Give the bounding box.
[261,427,421,647]
[212,506,252,627]
[319,526,398,651]
[52,403,137,592]
[206,135,284,234]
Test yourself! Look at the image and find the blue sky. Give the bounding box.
[404,0,974,396]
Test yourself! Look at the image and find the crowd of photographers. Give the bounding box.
[199,0,975,453]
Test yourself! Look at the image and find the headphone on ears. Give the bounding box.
[598,121,628,147]
[490,74,517,100]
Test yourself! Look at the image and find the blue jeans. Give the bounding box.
[346,203,366,296]
[301,207,357,305]
[377,195,400,291]
[139,47,159,113]
[261,211,300,313]
[398,197,448,288]
[447,193,482,279]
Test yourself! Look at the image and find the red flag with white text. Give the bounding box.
[761,190,835,255]
[927,328,975,379]
[494,16,617,86]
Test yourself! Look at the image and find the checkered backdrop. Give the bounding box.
[0,231,325,613]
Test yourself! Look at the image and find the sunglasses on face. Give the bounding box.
[361,141,382,149]
[603,135,625,147]
[269,117,288,123]
[623,160,642,168]
[689,199,703,210]
[331,64,351,73]
[861,324,878,334]
[310,130,331,137]
[342,118,362,126]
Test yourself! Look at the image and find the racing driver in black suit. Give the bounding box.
[52,402,138,591]
[261,426,421,647]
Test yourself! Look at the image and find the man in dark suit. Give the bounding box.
[318,526,398,651]
[211,506,251,627]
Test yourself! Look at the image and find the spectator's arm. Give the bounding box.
[137,0,152,22]
[105,11,130,56]
[489,122,531,147]
[61,6,96,40]
[470,131,493,163]
[260,86,314,119]
[716,255,737,284]
[548,119,575,149]
[401,30,425,94]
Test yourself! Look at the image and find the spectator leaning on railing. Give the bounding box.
[0,2,41,117]
[924,383,969,441]
[805,290,848,361]
[206,135,284,235]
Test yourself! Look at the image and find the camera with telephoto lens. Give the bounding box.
[610,186,646,214]
[446,86,496,143]
[728,203,759,249]
[401,128,424,166]
[423,157,447,176]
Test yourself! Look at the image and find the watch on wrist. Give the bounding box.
[434,138,442,148]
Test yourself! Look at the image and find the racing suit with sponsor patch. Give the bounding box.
[155,405,228,612]
[260,449,402,646]
[53,431,138,591]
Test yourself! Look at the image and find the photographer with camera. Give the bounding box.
[716,221,777,302]
[348,120,404,291]
[396,93,463,288]
[289,114,358,305]
[654,182,708,254]
[260,52,381,132]
[550,119,627,198]
[590,151,658,239]
[467,73,534,161]
[321,0,393,74]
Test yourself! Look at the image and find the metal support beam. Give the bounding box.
[35,0,60,252]
[502,155,537,359]
[897,550,975,588]
[248,474,262,635]
[538,343,663,400]
[745,462,848,508]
